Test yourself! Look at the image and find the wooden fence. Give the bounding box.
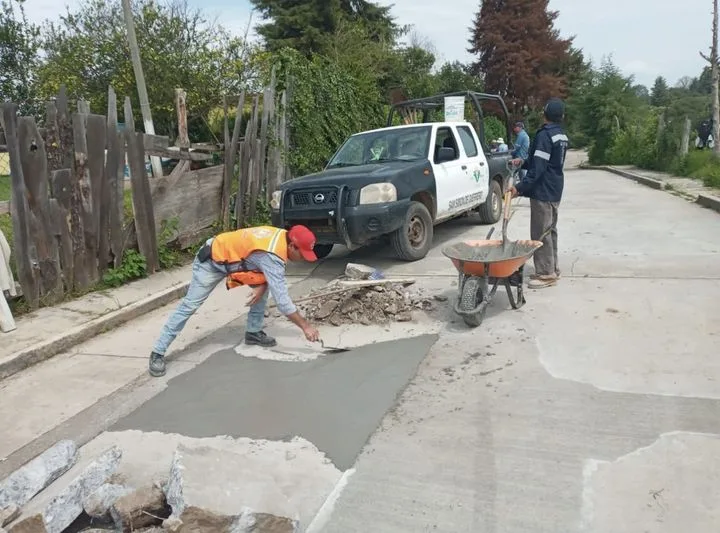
[0,74,291,311]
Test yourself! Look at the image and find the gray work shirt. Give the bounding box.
[209,243,297,316]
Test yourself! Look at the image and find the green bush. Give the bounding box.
[673,150,720,188]
[483,116,506,143]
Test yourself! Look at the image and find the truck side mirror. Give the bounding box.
[437,147,456,163]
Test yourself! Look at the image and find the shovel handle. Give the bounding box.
[503,190,513,222]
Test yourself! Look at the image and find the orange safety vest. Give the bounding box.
[210,226,288,290]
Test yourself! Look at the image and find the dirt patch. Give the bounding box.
[300,283,434,326]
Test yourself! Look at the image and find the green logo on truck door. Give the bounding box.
[472,169,482,183]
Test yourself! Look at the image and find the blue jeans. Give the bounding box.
[152,256,270,355]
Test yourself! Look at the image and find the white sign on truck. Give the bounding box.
[444,96,465,122]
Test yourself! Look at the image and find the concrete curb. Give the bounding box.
[584,164,720,214]
[0,282,190,381]
[696,193,720,213]
[584,165,665,190]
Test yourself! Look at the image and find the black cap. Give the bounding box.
[543,98,565,122]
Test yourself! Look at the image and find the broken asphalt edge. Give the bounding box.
[0,282,191,381]
[584,165,720,214]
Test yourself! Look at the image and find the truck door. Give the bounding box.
[456,124,489,209]
[431,126,470,220]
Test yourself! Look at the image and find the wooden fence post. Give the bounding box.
[681,116,692,156]
[85,114,107,282]
[18,117,63,302]
[124,97,160,273]
[106,86,125,268]
[223,92,245,230]
[1,103,39,308]
[49,169,74,290]
[70,112,91,290]
[175,88,190,150]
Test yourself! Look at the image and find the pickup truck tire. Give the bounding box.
[477,179,502,224]
[390,201,433,261]
[313,244,334,259]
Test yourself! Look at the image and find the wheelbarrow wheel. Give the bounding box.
[459,277,488,328]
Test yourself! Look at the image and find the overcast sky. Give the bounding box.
[23,0,710,88]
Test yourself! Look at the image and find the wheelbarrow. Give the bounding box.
[441,189,542,328]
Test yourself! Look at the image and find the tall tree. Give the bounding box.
[251,0,401,56]
[0,0,40,115]
[38,0,257,139]
[700,0,720,155]
[467,0,572,115]
[650,76,670,107]
[690,67,712,94]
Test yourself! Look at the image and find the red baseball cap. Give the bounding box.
[288,225,318,261]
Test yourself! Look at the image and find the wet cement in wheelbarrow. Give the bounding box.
[444,241,536,262]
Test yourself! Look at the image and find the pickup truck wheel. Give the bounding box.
[313,244,334,259]
[391,201,433,261]
[478,179,502,224]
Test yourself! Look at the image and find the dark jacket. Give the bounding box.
[516,122,569,203]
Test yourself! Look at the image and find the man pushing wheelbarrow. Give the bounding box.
[509,98,569,289]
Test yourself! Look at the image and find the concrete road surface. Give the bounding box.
[3,166,720,532]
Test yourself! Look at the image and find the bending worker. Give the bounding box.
[148,225,321,377]
[510,98,569,290]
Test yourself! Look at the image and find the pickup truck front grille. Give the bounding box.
[290,190,338,207]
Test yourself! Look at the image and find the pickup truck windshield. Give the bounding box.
[328,125,432,168]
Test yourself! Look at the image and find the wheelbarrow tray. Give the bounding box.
[442,239,543,279]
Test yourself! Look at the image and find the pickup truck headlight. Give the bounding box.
[270,190,282,210]
[359,183,397,205]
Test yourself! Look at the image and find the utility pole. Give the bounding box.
[121,0,164,178]
[701,0,720,156]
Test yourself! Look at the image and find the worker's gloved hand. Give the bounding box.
[303,325,320,342]
[509,186,519,198]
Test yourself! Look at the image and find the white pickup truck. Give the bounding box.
[271,92,514,261]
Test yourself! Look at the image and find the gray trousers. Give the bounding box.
[530,199,560,276]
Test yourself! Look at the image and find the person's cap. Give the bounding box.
[288,225,318,261]
[514,121,524,129]
[544,98,565,122]
[496,137,504,144]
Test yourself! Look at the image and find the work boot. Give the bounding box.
[245,331,277,347]
[149,352,166,377]
[528,274,558,289]
[530,270,561,280]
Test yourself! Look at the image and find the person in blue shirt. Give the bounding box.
[511,121,530,182]
[510,98,569,289]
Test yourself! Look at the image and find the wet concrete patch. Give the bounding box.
[111,335,438,470]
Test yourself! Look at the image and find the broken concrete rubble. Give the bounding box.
[344,263,377,280]
[8,446,121,533]
[110,484,169,532]
[83,483,132,519]
[0,440,78,509]
[0,506,19,528]
[300,282,433,327]
[165,444,299,532]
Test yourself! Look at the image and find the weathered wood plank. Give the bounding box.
[277,90,288,184]
[1,103,39,308]
[85,114,106,282]
[50,170,74,288]
[55,86,75,172]
[18,116,63,302]
[106,86,124,269]
[143,134,170,151]
[71,112,91,290]
[44,102,63,174]
[223,91,245,230]
[248,139,262,221]
[144,147,212,161]
[77,99,90,115]
[151,165,223,247]
[124,97,159,273]
[175,88,190,149]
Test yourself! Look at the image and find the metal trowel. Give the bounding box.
[319,339,350,354]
